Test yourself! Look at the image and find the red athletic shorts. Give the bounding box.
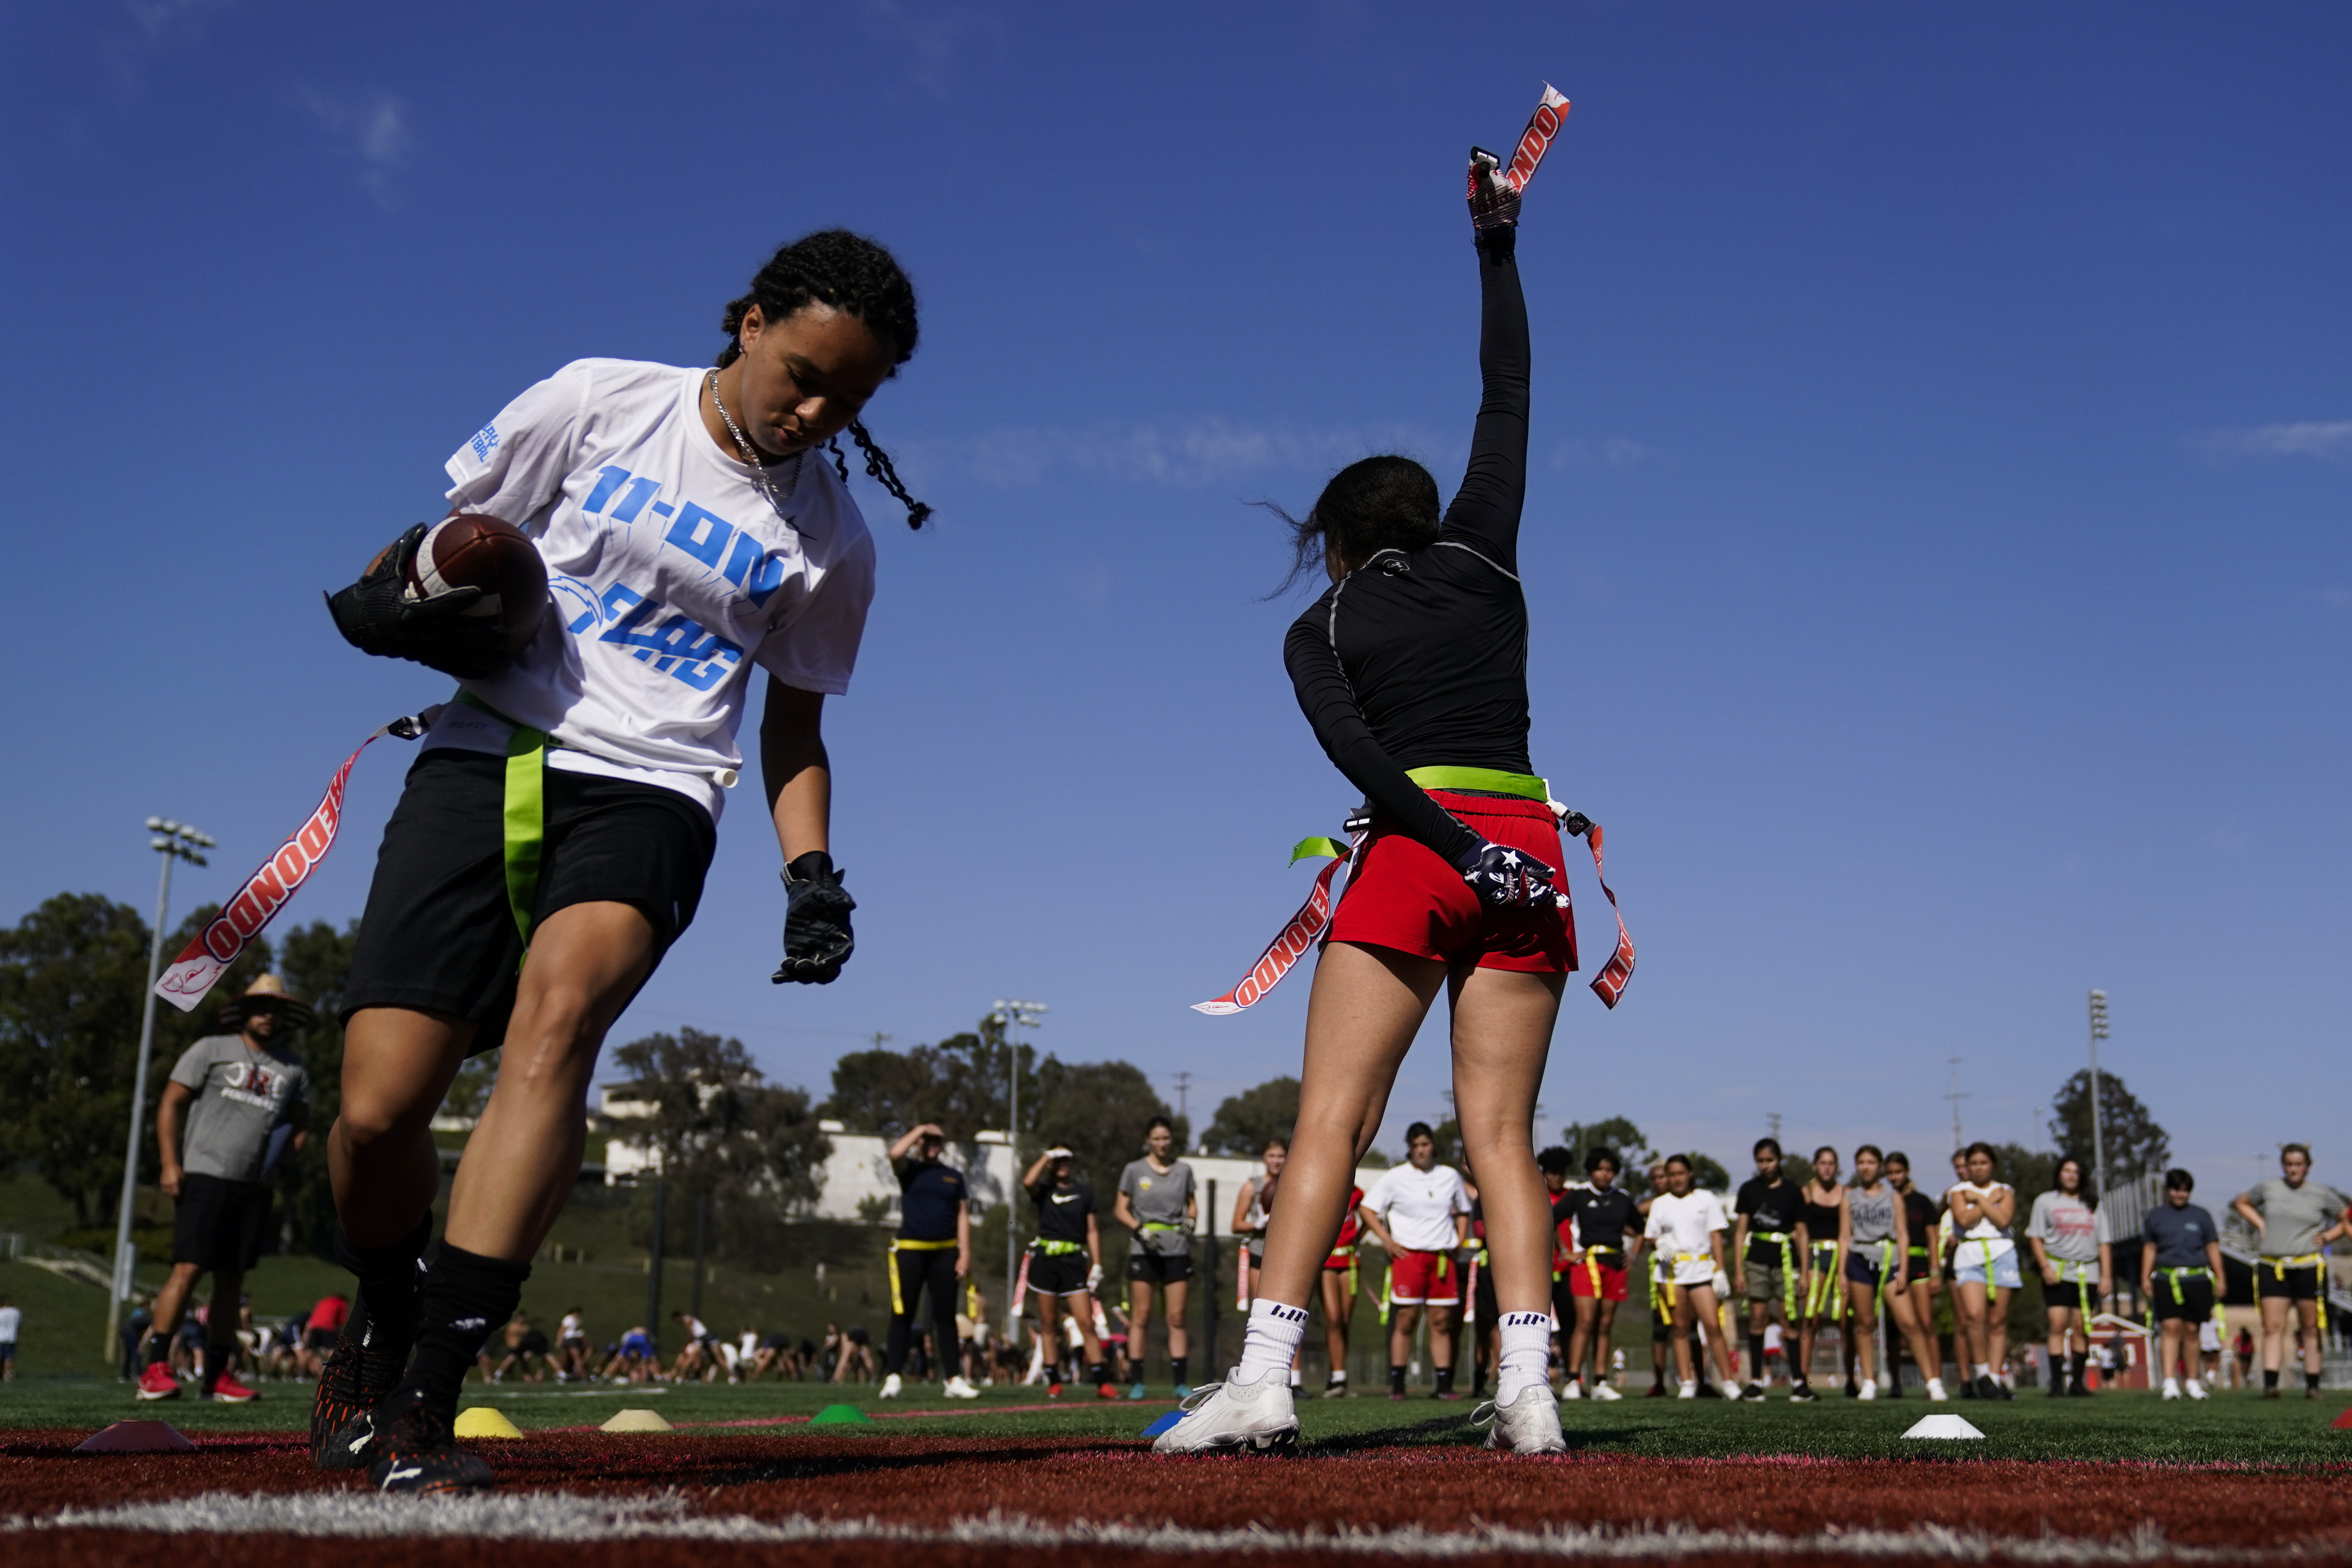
[1386,1246,1460,1306]
[1327,791,1576,973]
[1566,1254,1629,1302]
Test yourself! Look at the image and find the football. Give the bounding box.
[403,513,549,656]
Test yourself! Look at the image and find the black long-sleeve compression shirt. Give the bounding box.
[1282,228,1533,869]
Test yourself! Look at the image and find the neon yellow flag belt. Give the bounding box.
[456,691,549,952]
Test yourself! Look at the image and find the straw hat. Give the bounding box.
[216,972,315,1029]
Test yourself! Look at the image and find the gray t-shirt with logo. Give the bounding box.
[2238,1177,2349,1258]
[168,1035,308,1184]
[1118,1158,1196,1256]
[2026,1191,2101,1265]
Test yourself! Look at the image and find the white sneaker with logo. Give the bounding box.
[1150,1367,1298,1455]
[942,1376,980,1400]
[2161,1378,2181,1400]
[878,1373,902,1400]
[1858,1379,1878,1401]
[1677,1381,1698,1400]
[1559,1379,1584,1400]
[1476,1386,1568,1454]
[1925,1378,1948,1402]
[1591,1381,1622,1402]
[2185,1378,2207,1400]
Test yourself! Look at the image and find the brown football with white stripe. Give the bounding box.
[401,513,549,657]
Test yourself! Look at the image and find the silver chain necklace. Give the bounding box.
[706,370,804,525]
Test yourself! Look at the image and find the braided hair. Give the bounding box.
[717,229,933,529]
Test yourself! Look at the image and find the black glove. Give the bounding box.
[1451,838,1563,910]
[325,523,511,680]
[774,851,854,984]
[1467,146,1521,237]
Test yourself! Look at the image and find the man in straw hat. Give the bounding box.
[135,974,312,1403]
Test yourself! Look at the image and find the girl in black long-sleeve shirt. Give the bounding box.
[1158,150,1577,1457]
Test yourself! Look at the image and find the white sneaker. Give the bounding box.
[1925,1378,1948,1402]
[2161,1378,2181,1400]
[1591,1381,1622,1402]
[878,1373,902,1400]
[1559,1379,1584,1400]
[1149,1368,1299,1455]
[2185,1379,2206,1400]
[1858,1379,1878,1401]
[942,1376,980,1400]
[1477,1386,1567,1454]
[1677,1381,1698,1400]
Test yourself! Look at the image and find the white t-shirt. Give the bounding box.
[1945,1182,2016,1260]
[429,358,877,820]
[1645,1189,1729,1284]
[0,1304,20,1341]
[1362,1163,1471,1253]
[559,1313,585,1343]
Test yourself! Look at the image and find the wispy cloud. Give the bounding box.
[2194,419,2352,462]
[858,0,1005,92]
[298,87,409,204]
[895,416,1460,490]
[125,0,232,45]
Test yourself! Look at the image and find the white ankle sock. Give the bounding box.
[1237,1299,1310,1382]
[1495,1311,1553,1405]
[1973,1362,1992,1379]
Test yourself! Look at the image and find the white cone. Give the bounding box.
[1902,1414,1985,1439]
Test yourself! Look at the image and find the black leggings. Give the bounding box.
[883,1246,961,1378]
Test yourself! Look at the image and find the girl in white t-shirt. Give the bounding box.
[315,231,930,1495]
[1945,1142,2019,1401]
[1642,1156,1738,1397]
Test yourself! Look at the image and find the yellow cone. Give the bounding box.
[601,1408,674,1432]
[453,1407,522,1438]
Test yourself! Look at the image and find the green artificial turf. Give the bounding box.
[4,1370,2346,1463]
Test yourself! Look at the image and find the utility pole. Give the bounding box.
[106,817,212,1365]
[2086,990,2110,1198]
[1766,1112,1782,1144]
[1171,1071,1191,1133]
[1944,1058,1969,1151]
[992,998,1046,1340]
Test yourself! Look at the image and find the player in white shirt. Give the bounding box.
[1355,1124,1474,1400]
[1643,1156,1738,1398]
[1946,1142,2019,1401]
[312,231,930,1495]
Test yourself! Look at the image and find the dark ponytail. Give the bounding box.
[720,229,932,530]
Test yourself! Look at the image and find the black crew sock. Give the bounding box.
[1389,1363,1406,1395]
[333,1215,433,1395]
[2263,1369,2279,1390]
[1169,1355,1187,1386]
[2307,1371,2323,1393]
[2069,1351,2086,1387]
[1747,1334,1766,1383]
[145,1334,170,1370]
[1086,1361,1107,1386]
[1434,1364,1455,1395]
[1470,1359,1488,1396]
[1653,1336,1670,1385]
[384,1241,530,1426]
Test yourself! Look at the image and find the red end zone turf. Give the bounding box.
[6,1431,2351,1567]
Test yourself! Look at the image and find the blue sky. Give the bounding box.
[4,2,2346,1193]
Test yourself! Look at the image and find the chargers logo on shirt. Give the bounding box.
[219,1060,287,1109]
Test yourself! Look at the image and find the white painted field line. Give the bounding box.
[0,1492,2284,1562]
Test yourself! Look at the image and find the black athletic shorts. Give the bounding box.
[1028,1249,1089,1297]
[1472,1258,1498,1326]
[2257,1263,2322,1300]
[2046,1276,2099,1316]
[343,750,716,1056]
[174,1173,270,1273]
[2150,1272,2216,1321]
[1128,1247,1193,1284]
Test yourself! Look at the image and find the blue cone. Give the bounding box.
[1141,1409,1186,1438]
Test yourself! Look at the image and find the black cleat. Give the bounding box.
[1788,1381,1819,1403]
[366,1393,495,1495]
[311,1337,372,1470]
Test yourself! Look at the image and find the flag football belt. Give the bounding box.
[1652,1252,1709,1314]
[2266,1254,2328,1332]
[1753,1231,1800,1320]
[2148,1266,2227,1337]
[2053,1259,2096,1296]
[1578,1246,1622,1300]
[1377,1250,1456,1324]
[153,704,445,1011]
[1029,1239,1084,1256]
[1192,766,1634,1015]
[886,1237,957,1316]
[1805,1241,1844,1321]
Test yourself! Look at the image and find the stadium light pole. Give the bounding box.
[104,817,213,1364]
[992,998,1046,1338]
[2087,990,2110,1198]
